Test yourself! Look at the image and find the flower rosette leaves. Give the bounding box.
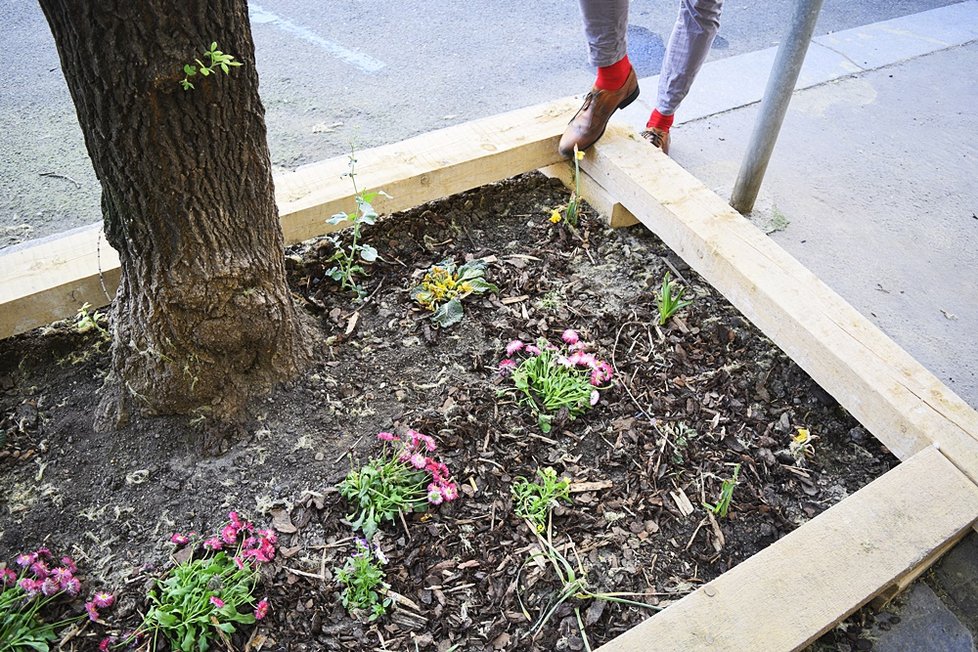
[140,512,273,651]
[499,329,613,433]
[411,259,499,328]
[338,430,459,537]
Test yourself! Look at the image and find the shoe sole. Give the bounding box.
[566,84,641,156]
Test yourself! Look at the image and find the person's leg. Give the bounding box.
[645,0,723,152]
[579,0,630,69]
[559,0,640,156]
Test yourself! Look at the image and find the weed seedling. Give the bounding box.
[324,147,387,299]
[655,272,694,325]
[516,520,660,647]
[338,430,457,538]
[180,42,243,90]
[511,467,571,533]
[411,259,498,327]
[789,427,817,465]
[335,538,391,622]
[703,463,741,518]
[549,146,586,226]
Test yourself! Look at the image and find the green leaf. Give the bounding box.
[464,278,498,294]
[327,212,350,225]
[221,63,229,73]
[457,260,486,280]
[431,298,464,327]
[210,41,218,51]
[359,244,378,262]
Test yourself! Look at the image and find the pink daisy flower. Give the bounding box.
[30,561,49,580]
[202,537,223,551]
[50,567,73,583]
[221,524,239,545]
[233,556,246,570]
[556,355,572,368]
[441,483,459,501]
[64,577,81,596]
[505,340,524,357]
[376,431,398,442]
[254,598,270,620]
[34,547,52,559]
[15,553,36,567]
[84,601,100,622]
[409,452,426,469]
[61,556,77,573]
[210,596,225,608]
[98,638,114,652]
[18,578,40,596]
[0,568,16,586]
[41,578,61,596]
[93,591,115,608]
[525,344,542,356]
[427,490,444,505]
[562,329,579,345]
[498,359,517,375]
[170,533,190,546]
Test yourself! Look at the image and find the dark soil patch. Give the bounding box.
[0,172,896,650]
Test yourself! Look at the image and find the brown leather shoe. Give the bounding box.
[641,127,670,155]
[559,68,639,157]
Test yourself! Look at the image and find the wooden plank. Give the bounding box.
[596,446,978,652]
[275,98,578,243]
[0,98,578,339]
[585,127,978,483]
[0,225,120,338]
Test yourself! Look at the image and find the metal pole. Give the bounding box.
[730,0,825,214]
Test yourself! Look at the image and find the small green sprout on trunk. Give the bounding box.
[180,42,243,90]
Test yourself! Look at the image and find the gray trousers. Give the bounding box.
[579,0,723,115]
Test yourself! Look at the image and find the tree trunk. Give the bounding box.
[38,0,307,427]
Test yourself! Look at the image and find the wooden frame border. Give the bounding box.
[3,103,978,650]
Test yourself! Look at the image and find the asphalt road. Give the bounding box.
[0,0,960,245]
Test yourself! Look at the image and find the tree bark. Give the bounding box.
[38,0,307,427]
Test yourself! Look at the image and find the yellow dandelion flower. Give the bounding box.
[575,149,585,161]
[794,428,810,443]
[549,209,562,224]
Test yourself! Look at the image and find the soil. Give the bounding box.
[0,172,896,651]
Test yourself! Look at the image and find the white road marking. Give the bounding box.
[249,3,385,73]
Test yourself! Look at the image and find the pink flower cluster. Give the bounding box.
[499,330,615,388]
[3,548,114,623]
[376,430,459,506]
[171,511,277,565]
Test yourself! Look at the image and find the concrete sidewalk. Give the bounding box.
[612,2,978,648]
[613,0,978,413]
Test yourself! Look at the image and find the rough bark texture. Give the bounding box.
[38,0,307,427]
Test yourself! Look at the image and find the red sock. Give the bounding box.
[595,55,632,91]
[647,109,675,131]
